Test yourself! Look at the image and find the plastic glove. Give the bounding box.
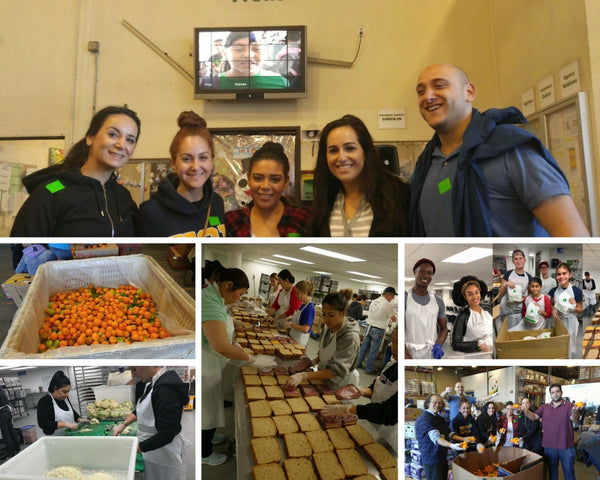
[445,387,452,394]
[286,372,307,388]
[476,443,485,453]
[284,320,292,330]
[245,354,256,364]
[491,392,499,398]
[112,423,126,436]
[432,343,444,359]
[320,404,352,416]
[78,418,90,424]
[450,443,466,451]
[518,438,524,448]
[65,422,78,431]
[494,435,501,446]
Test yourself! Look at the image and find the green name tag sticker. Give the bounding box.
[208,216,220,226]
[438,177,451,195]
[288,233,301,237]
[45,180,65,193]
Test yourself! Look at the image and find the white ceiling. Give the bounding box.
[203,242,399,289]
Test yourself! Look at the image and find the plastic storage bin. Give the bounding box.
[0,436,138,480]
[92,385,135,405]
[0,255,195,359]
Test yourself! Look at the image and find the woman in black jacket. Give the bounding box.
[451,276,494,353]
[37,370,86,435]
[473,401,498,447]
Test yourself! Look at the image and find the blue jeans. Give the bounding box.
[357,326,384,372]
[544,446,575,480]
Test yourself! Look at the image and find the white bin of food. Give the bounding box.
[0,436,138,480]
[0,255,195,359]
[92,385,135,405]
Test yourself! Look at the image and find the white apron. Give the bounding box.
[510,295,548,331]
[405,291,439,359]
[501,271,529,329]
[274,288,291,317]
[463,308,493,350]
[289,302,310,346]
[553,285,578,358]
[50,395,75,436]
[583,281,595,309]
[202,313,234,430]
[318,328,359,390]
[371,360,398,454]
[137,382,185,480]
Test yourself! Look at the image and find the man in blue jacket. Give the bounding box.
[410,63,589,237]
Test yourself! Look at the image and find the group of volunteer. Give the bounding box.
[36,368,189,480]
[201,261,399,466]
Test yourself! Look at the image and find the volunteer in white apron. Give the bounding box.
[582,272,596,316]
[509,277,551,331]
[498,250,532,331]
[37,370,85,436]
[320,328,399,454]
[265,269,301,329]
[549,262,583,359]
[286,291,360,390]
[451,277,493,354]
[200,268,254,466]
[113,367,189,480]
[267,273,282,306]
[284,280,315,347]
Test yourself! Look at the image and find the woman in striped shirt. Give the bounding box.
[306,114,409,237]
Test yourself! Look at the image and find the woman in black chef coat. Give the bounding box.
[37,370,86,435]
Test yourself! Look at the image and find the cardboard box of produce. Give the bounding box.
[495,317,569,359]
[452,447,543,480]
[72,243,120,258]
[0,255,195,359]
[1,273,33,307]
[0,436,137,480]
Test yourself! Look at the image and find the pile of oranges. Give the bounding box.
[38,285,170,352]
[473,464,498,476]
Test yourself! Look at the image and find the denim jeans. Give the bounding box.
[544,446,575,480]
[357,326,385,372]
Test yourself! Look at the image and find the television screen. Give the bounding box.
[194,26,307,100]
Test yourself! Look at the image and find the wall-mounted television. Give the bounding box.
[194,25,307,100]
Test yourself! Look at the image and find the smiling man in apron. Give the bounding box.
[113,367,189,480]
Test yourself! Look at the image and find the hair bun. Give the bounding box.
[260,141,285,155]
[177,111,207,129]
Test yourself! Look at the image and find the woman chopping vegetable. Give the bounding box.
[286,291,359,390]
[37,370,87,435]
[113,366,189,480]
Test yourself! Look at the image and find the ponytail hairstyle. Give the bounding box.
[215,268,250,290]
[295,280,315,297]
[278,269,295,284]
[249,141,290,180]
[62,106,141,170]
[169,111,214,160]
[48,370,71,393]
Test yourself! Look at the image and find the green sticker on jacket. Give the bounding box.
[45,180,66,193]
[208,216,221,226]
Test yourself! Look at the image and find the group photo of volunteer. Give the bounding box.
[405,365,600,480]
[201,242,398,479]
[0,365,194,480]
[404,243,593,360]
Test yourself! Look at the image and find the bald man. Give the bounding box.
[409,63,588,237]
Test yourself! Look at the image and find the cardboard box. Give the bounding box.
[452,447,543,480]
[0,255,195,359]
[495,317,570,359]
[72,243,119,259]
[1,273,33,307]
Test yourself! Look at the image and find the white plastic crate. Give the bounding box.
[0,255,195,359]
[0,436,137,480]
[92,385,135,405]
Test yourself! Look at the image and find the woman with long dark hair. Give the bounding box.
[37,370,86,435]
[306,114,409,236]
[473,401,499,448]
[265,269,301,328]
[11,106,140,237]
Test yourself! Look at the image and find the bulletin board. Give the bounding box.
[525,92,597,235]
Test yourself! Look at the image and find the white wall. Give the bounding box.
[462,366,516,403]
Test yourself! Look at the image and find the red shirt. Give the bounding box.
[536,399,575,449]
[225,199,309,237]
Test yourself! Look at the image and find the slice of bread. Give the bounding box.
[249,399,272,418]
[252,463,286,480]
[364,442,397,470]
[327,428,355,450]
[269,399,292,416]
[241,365,258,375]
[284,432,312,457]
[251,417,277,437]
[336,448,368,477]
[283,457,318,480]
[380,466,398,480]
[322,394,341,405]
[276,374,290,385]
[286,397,310,413]
[261,376,278,386]
[246,386,266,401]
[294,412,321,432]
[243,375,263,386]
[305,396,327,411]
[250,437,282,464]
[345,424,375,446]
[313,451,345,480]
[265,385,285,399]
[306,429,334,453]
[273,415,299,436]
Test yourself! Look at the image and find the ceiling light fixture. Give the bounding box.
[349,278,387,286]
[346,271,381,279]
[442,247,493,264]
[300,246,365,262]
[255,259,290,267]
[273,254,314,264]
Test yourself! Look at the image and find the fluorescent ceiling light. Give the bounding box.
[313,271,332,275]
[346,271,381,279]
[255,259,290,267]
[258,258,291,266]
[300,246,365,262]
[349,278,387,286]
[273,254,314,265]
[433,282,449,286]
[8,366,36,371]
[442,247,493,264]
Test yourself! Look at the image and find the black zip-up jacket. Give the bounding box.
[133,370,189,453]
[37,394,82,435]
[136,174,226,237]
[11,165,137,237]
